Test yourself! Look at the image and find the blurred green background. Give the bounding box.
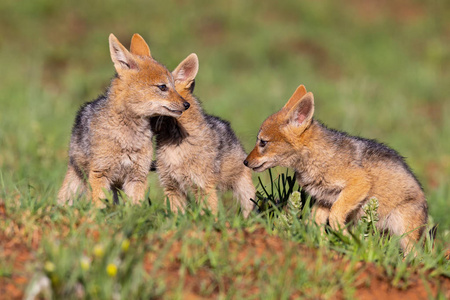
[0,0,449,228]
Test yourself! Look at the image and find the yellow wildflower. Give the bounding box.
[80,256,90,271]
[121,239,130,252]
[44,261,55,273]
[93,244,104,258]
[106,263,118,277]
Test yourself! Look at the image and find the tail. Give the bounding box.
[150,160,157,172]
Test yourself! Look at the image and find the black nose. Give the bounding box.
[243,160,248,166]
[183,101,190,110]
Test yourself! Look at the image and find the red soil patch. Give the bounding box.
[142,227,450,299]
[0,200,109,299]
[1,198,449,299]
[0,232,35,300]
[356,264,450,300]
[0,201,35,300]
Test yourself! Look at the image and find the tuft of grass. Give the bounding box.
[253,169,449,287]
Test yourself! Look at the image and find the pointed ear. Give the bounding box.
[283,85,307,110]
[172,53,199,92]
[130,33,152,57]
[109,34,138,72]
[286,92,315,127]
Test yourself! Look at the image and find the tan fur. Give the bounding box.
[245,85,428,253]
[58,33,189,206]
[150,54,256,217]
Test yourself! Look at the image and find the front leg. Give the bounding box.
[310,204,330,226]
[192,185,219,215]
[329,174,371,231]
[232,170,256,218]
[201,186,219,215]
[123,179,147,205]
[88,170,110,208]
[164,181,188,213]
[58,164,87,205]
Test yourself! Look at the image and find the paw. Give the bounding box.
[328,215,346,232]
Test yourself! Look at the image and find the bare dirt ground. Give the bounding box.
[142,228,450,299]
[1,221,449,299]
[0,232,35,300]
[1,199,450,300]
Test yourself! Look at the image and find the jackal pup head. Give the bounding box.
[244,85,314,172]
[109,33,190,117]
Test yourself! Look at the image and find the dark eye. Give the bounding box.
[259,139,268,147]
[157,84,168,91]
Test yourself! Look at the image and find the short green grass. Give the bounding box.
[1,0,449,299]
[3,170,449,299]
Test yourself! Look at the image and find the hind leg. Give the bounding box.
[164,180,188,213]
[381,202,427,255]
[194,186,219,215]
[123,178,147,205]
[88,170,110,208]
[310,204,330,226]
[383,215,420,255]
[304,204,330,234]
[400,231,421,255]
[58,165,86,205]
[232,171,256,218]
[400,212,427,255]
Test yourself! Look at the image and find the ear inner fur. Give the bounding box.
[283,84,307,110]
[173,53,199,87]
[130,33,152,57]
[288,92,315,126]
[109,34,138,71]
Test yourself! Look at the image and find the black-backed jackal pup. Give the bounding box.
[58,34,190,207]
[148,54,256,217]
[244,85,428,252]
